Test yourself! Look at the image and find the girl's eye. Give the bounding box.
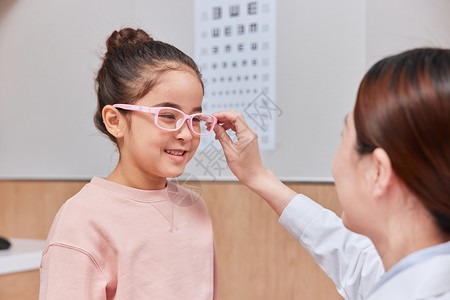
[192,117,201,123]
[159,114,176,120]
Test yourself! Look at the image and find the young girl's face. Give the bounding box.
[118,68,204,187]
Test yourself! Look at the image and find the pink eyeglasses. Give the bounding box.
[113,104,217,136]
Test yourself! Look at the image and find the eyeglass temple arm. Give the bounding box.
[113,104,155,113]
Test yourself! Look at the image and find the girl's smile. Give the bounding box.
[164,148,190,163]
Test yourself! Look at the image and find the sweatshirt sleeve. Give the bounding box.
[279,194,385,300]
[39,243,109,300]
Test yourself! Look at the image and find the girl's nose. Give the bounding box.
[176,120,194,141]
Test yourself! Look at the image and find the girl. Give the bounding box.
[40,28,217,299]
[213,48,450,299]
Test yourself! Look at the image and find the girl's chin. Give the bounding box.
[163,154,196,179]
[165,167,186,179]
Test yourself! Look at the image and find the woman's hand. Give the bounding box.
[213,110,264,185]
[213,110,297,215]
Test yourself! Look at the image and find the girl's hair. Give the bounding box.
[354,48,450,233]
[94,27,203,143]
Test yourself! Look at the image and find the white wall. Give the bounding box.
[0,0,196,179]
[0,0,448,181]
[366,0,450,67]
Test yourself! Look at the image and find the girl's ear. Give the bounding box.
[102,105,125,139]
[370,148,394,199]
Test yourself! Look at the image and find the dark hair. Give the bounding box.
[354,48,450,233]
[94,28,203,143]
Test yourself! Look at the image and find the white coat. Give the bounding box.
[279,194,450,300]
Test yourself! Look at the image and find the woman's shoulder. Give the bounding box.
[369,253,450,300]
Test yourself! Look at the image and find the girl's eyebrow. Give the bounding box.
[153,102,203,113]
[153,102,180,108]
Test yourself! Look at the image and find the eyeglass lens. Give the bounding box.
[157,108,214,134]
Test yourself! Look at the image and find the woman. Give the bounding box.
[213,48,450,299]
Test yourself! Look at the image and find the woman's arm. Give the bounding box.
[280,194,384,299]
[213,110,385,299]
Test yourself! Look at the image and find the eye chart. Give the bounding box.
[194,0,278,151]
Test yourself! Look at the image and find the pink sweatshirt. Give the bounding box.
[40,177,216,299]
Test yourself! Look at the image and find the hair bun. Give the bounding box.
[106,28,153,52]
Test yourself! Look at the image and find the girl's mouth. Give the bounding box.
[164,149,188,163]
[164,149,187,156]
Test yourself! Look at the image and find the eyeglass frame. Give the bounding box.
[112,104,217,136]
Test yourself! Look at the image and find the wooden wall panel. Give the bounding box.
[0,181,86,239]
[0,270,40,300]
[0,180,343,300]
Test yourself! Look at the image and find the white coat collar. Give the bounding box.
[368,248,450,299]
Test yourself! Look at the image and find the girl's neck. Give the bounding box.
[106,165,167,190]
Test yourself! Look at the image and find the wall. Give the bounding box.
[0,0,365,181]
[2,0,449,182]
[365,0,450,67]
